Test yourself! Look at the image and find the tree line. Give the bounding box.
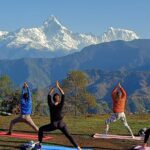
[0,71,97,116]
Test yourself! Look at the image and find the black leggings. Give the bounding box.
[144,128,150,143]
[38,120,78,147]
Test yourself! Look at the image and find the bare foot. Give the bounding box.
[77,146,82,150]
[143,143,147,149]
[132,135,135,139]
[6,132,12,135]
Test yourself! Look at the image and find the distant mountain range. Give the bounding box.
[0,15,139,59]
[0,39,150,113]
[0,39,150,87]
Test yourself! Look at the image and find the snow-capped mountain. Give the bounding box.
[0,31,8,39]
[0,15,139,59]
[101,27,139,42]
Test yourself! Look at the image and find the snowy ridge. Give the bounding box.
[0,31,9,39]
[0,15,140,59]
[101,27,139,42]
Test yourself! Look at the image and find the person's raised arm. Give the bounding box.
[47,87,54,105]
[21,87,24,99]
[112,83,119,98]
[21,82,27,99]
[55,81,65,105]
[25,82,31,98]
[23,82,32,100]
[48,87,54,96]
[55,81,65,95]
[119,83,126,98]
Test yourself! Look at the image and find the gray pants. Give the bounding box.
[9,115,39,132]
[105,112,134,137]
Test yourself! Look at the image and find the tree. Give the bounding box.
[33,88,47,115]
[62,70,96,116]
[80,92,96,115]
[0,75,13,112]
[8,89,20,114]
[0,75,20,113]
[32,91,38,115]
[0,75,12,98]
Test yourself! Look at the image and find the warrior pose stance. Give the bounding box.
[34,81,81,150]
[104,83,134,138]
[7,82,38,135]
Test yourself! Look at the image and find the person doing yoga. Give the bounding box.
[34,81,81,150]
[104,83,134,138]
[7,82,39,135]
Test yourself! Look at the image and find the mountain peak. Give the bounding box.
[108,27,114,30]
[107,27,138,33]
[0,30,9,37]
[42,15,67,31]
[101,27,139,42]
[46,15,61,25]
[0,16,140,59]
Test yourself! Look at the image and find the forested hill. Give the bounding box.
[86,69,150,113]
[1,39,150,113]
[0,39,150,87]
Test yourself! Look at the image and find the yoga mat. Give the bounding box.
[42,145,92,150]
[0,132,52,140]
[93,133,143,141]
[132,145,150,150]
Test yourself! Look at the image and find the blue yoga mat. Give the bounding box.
[42,145,92,150]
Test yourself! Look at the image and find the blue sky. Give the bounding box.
[0,0,149,38]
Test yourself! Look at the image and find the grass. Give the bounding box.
[0,114,149,150]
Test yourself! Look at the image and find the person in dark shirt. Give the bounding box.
[34,81,81,150]
[142,128,150,149]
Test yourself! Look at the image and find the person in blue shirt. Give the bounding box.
[7,82,39,135]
